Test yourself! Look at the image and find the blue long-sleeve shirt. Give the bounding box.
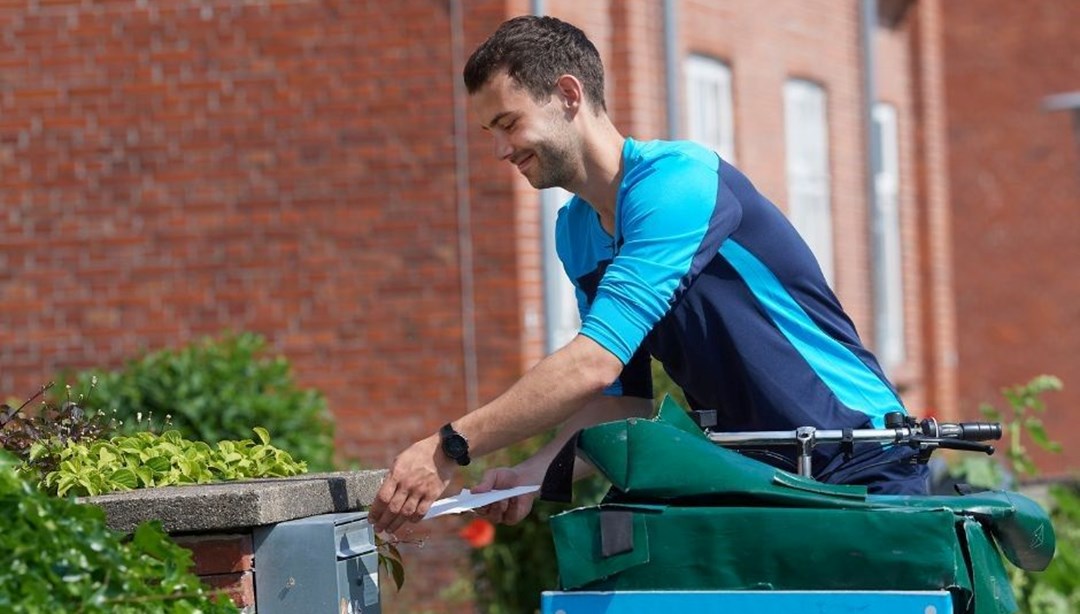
[556,138,905,436]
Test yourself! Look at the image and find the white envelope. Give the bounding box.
[422,485,541,520]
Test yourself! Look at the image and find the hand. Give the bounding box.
[472,466,537,525]
[369,435,455,535]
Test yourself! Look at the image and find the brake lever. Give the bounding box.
[912,437,995,456]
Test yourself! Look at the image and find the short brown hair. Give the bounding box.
[463,15,607,112]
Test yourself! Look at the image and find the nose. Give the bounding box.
[492,133,513,161]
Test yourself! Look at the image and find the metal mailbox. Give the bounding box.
[253,511,380,614]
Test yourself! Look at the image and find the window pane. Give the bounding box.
[872,103,905,367]
[685,55,735,162]
[541,187,580,352]
[783,80,833,284]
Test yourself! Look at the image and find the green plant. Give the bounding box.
[1,382,114,481]
[37,427,307,497]
[68,332,335,471]
[0,450,237,613]
[1010,484,1080,613]
[948,375,1076,613]
[979,374,1063,477]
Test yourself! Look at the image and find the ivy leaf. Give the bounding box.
[108,468,138,490]
[144,456,172,473]
[1024,418,1063,453]
[978,402,1002,421]
[253,426,270,446]
[378,541,406,591]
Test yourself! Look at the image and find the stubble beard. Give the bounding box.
[524,137,578,191]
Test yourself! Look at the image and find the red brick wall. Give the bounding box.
[0,0,530,464]
[0,1,503,610]
[942,0,1080,474]
[908,0,959,422]
[173,533,255,609]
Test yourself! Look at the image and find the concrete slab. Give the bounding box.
[83,470,387,534]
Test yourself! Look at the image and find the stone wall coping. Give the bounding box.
[82,469,387,534]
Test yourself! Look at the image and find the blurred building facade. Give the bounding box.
[1,0,1076,611]
[940,0,1080,473]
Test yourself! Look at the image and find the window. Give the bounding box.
[872,103,905,367]
[685,55,735,162]
[541,187,580,352]
[783,79,833,284]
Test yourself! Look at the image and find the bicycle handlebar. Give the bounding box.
[705,417,1002,448]
[939,422,1002,441]
[701,414,1002,478]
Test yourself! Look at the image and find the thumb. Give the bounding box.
[472,467,514,494]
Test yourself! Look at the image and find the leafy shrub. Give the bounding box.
[1011,484,1080,613]
[946,375,1077,613]
[69,333,335,471]
[0,450,237,613]
[38,427,307,497]
[1,382,113,480]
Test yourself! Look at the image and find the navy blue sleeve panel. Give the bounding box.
[580,140,738,364]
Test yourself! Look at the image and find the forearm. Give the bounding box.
[452,335,625,459]
[513,394,654,484]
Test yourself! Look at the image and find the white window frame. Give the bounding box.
[872,103,906,368]
[685,55,736,162]
[541,187,580,352]
[783,79,834,284]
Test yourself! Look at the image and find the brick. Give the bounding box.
[199,570,255,608]
[173,534,254,575]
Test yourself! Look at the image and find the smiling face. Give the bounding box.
[471,71,582,190]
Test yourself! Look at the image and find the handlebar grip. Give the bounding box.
[957,422,1002,441]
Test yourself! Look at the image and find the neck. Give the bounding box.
[567,114,625,232]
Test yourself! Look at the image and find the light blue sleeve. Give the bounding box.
[578,154,733,364]
[555,202,635,397]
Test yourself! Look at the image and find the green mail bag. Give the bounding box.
[545,397,1056,614]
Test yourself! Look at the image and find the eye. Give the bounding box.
[502,118,518,131]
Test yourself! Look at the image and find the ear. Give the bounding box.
[553,74,585,111]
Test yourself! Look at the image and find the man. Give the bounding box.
[369,15,926,535]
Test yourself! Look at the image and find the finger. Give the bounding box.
[505,494,536,526]
[376,487,410,532]
[472,469,499,494]
[370,477,399,531]
[400,494,431,524]
[386,497,418,535]
[493,499,509,518]
[414,498,433,522]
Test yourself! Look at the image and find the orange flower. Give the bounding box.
[459,518,495,548]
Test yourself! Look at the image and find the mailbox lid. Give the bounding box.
[334,512,376,559]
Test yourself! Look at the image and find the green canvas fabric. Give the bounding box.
[548,396,1056,614]
[552,504,971,595]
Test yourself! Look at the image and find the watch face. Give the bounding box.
[444,434,468,458]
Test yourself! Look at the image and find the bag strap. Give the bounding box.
[539,430,582,503]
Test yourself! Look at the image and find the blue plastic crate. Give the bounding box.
[540,590,953,613]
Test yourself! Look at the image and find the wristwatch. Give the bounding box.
[439,423,471,466]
